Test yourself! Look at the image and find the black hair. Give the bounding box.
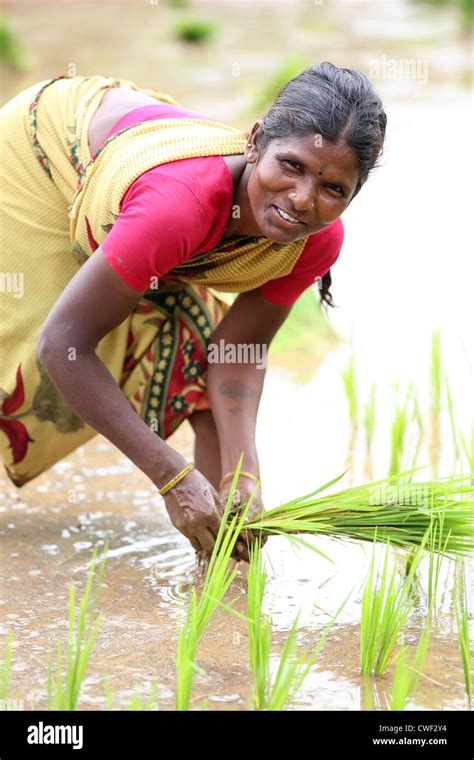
[257,62,387,310]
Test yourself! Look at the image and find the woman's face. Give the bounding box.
[246,122,360,243]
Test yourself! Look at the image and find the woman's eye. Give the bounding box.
[282,159,300,171]
[325,184,344,196]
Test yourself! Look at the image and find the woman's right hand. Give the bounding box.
[161,467,234,560]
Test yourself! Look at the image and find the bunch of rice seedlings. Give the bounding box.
[453,562,472,706]
[430,330,442,477]
[175,455,257,711]
[244,470,474,558]
[0,630,14,706]
[246,543,348,710]
[390,624,432,710]
[47,544,107,710]
[360,536,426,677]
[363,385,376,481]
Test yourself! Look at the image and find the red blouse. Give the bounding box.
[99,104,344,305]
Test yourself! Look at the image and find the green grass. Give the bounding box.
[175,454,257,711]
[360,536,426,676]
[245,470,474,557]
[453,562,472,706]
[47,544,107,711]
[390,624,432,710]
[0,630,14,705]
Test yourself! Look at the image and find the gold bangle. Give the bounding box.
[158,463,194,495]
[219,470,260,490]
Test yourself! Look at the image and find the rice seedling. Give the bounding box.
[244,470,474,558]
[47,544,107,710]
[246,542,271,709]
[407,390,424,474]
[129,680,159,711]
[460,423,474,481]
[360,535,427,677]
[266,595,350,711]
[452,561,472,706]
[175,454,257,711]
[363,384,376,480]
[0,630,14,705]
[388,385,412,480]
[390,624,432,710]
[430,329,442,477]
[342,351,358,427]
[425,496,451,615]
[445,376,460,470]
[246,542,351,710]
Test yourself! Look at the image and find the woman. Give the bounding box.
[0,62,386,563]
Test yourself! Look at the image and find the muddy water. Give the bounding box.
[1,403,472,711]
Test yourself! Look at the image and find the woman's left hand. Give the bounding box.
[218,477,268,563]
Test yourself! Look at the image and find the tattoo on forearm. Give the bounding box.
[218,380,255,400]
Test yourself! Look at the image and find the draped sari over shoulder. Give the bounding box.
[0,75,308,486]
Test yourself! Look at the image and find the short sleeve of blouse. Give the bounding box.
[100,171,215,292]
[258,218,345,306]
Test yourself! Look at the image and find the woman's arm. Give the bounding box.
[37,248,225,558]
[207,289,292,479]
[37,247,186,485]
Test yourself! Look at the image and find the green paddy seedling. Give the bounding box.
[390,624,432,710]
[360,535,426,677]
[246,542,350,710]
[363,385,376,480]
[0,630,14,704]
[453,562,472,706]
[47,544,107,711]
[175,454,256,711]
[430,329,442,477]
[342,351,358,430]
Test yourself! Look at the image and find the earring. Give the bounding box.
[290,192,296,198]
[247,152,253,158]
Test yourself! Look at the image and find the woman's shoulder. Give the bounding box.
[122,153,235,221]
